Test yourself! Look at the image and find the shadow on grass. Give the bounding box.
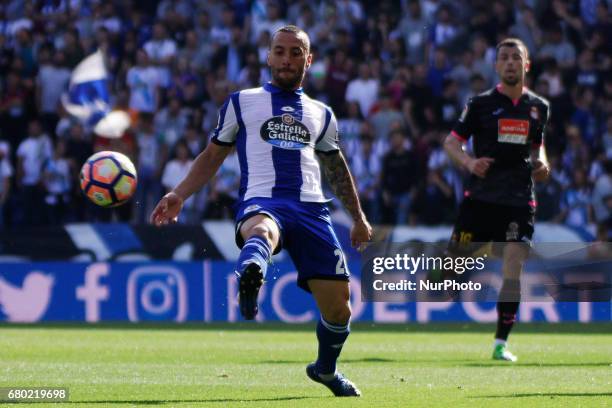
[462,362,612,368]
[4,396,321,405]
[261,357,475,364]
[262,357,398,364]
[260,358,612,367]
[472,392,612,398]
[1,322,611,334]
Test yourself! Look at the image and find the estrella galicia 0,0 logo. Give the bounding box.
[260,114,311,149]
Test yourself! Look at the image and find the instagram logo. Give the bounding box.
[127,266,187,322]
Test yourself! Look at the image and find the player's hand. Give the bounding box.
[150,192,183,226]
[466,157,495,178]
[532,159,550,182]
[351,216,373,252]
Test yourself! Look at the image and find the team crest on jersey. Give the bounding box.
[530,106,539,120]
[506,222,519,241]
[497,119,529,144]
[281,113,294,125]
[260,114,311,150]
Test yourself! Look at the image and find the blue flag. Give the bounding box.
[62,50,129,138]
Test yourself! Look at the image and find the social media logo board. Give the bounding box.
[127,266,187,322]
[0,262,610,322]
[0,271,54,322]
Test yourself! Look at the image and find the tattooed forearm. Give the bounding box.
[317,150,364,221]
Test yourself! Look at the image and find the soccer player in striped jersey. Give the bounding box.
[151,25,372,396]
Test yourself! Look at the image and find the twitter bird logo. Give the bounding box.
[0,272,54,322]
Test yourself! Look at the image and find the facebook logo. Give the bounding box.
[76,263,109,322]
[126,266,187,322]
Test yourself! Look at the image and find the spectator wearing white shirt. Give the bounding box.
[347,134,382,223]
[337,101,364,157]
[36,49,71,137]
[127,49,162,114]
[143,23,177,87]
[16,120,53,225]
[345,63,379,118]
[161,139,196,224]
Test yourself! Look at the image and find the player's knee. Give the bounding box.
[324,303,351,325]
[246,224,274,245]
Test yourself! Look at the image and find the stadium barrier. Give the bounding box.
[0,221,595,262]
[0,261,609,323]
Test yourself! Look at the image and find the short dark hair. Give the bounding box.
[271,25,310,53]
[496,38,529,60]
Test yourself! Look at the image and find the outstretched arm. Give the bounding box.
[151,142,232,225]
[316,150,372,248]
[173,142,232,200]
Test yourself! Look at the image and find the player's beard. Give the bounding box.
[272,66,304,90]
[501,72,521,87]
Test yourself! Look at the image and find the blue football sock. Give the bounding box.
[315,317,350,376]
[236,235,271,278]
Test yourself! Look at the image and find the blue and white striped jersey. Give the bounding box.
[210,82,340,203]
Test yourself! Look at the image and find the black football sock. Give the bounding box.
[495,279,521,341]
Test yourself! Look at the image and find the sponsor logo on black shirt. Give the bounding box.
[452,87,550,207]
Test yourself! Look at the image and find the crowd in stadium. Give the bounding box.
[0,0,610,233]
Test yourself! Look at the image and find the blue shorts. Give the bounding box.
[235,197,349,292]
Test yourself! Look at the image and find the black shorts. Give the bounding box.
[450,198,535,250]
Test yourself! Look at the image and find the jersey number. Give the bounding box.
[334,249,346,275]
[459,232,473,244]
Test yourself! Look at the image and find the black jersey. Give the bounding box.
[451,85,550,207]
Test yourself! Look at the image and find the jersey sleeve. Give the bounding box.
[210,96,239,146]
[451,98,477,143]
[532,101,550,148]
[314,107,340,153]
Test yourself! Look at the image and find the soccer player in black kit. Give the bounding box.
[444,38,550,362]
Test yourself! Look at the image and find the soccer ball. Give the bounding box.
[80,151,137,207]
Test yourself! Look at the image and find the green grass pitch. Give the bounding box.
[0,323,610,407]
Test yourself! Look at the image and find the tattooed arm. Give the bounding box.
[317,150,372,248]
